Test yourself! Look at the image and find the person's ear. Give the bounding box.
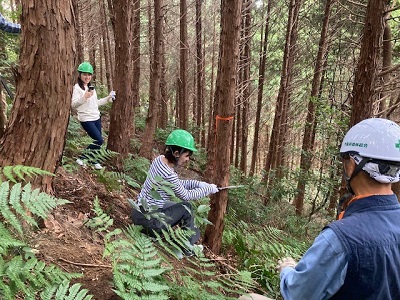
[343,157,356,178]
[173,151,180,158]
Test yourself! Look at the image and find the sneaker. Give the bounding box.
[93,163,103,170]
[193,244,204,256]
[76,159,86,166]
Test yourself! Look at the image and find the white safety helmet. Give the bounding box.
[340,118,400,162]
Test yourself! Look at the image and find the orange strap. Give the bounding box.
[337,194,375,220]
[215,115,234,130]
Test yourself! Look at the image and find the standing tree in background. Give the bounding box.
[250,0,271,177]
[203,0,243,254]
[107,0,139,162]
[240,0,252,174]
[178,0,188,129]
[139,0,164,159]
[263,0,302,202]
[292,0,334,215]
[0,0,76,192]
[349,0,389,126]
[195,0,204,145]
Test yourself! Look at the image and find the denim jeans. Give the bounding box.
[79,118,103,161]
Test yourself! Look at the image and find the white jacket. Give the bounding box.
[71,83,112,122]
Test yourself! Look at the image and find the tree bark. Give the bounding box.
[139,0,163,159]
[240,1,251,174]
[178,0,188,129]
[99,0,113,90]
[107,0,139,161]
[195,0,204,144]
[250,0,271,177]
[0,0,76,192]
[292,0,333,215]
[263,0,302,202]
[203,0,243,254]
[349,0,388,126]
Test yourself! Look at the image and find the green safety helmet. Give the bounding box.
[166,129,197,152]
[77,62,93,74]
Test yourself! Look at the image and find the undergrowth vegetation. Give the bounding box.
[0,116,333,299]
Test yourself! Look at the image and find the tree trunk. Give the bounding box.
[73,0,84,63]
[250,0,271,177]
[178,0,188,129]
[139,0,163,159]
[379,21,392,117]
[107,0,139,161]
[263,0,302,203]
[349,0,388,126]
[195,0,204,144]
[159,38,168,129]
[100,0,113,90]
[292,0,333,215]
[240,1,251,174]
[203,0,243,255]
[206,3,218,152]
[0,0,76,192]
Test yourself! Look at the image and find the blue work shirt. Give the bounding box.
[0,12,21,34]
[280,228,348,299]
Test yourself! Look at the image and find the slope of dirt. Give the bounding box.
[30,165,238,299]
[31,167,130,299]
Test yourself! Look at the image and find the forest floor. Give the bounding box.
[31,162,235,300]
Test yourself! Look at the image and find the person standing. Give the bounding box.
[71,62,115,170]
[277,118,400,299]
[0,12,21,34]
[131,129,219,257]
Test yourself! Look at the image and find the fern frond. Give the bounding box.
[21,183,71,220]
[84,197,114,232]
[108,171,141,189]
[0,165,54,184]
[0,181,24,235]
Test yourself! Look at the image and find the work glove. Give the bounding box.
[209,184,219,194]
[277,257,296,272]
[198,181,209,188]
[110,90,116,101]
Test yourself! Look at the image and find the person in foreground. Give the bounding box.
[238,118,400,299]
[131,129,219,257]
[277,117,400,299]
[71,62,115,170]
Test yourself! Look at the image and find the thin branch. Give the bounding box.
[59,257,112,268]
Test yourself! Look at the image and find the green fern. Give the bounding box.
[108,171,141,189]
[84,196,114,232]
[0,179,92,300]
[109,226,170,299]
[0,165,54,183]
[0,182,70,236]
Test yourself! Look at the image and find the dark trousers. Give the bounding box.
[80,118,103,150]
[79,118,103,162]
[131,201,200,245]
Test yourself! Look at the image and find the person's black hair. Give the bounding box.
[164,145,192,164]
[77,73,92,90]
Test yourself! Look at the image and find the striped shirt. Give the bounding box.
[0,13,21,34]
[137,155,215,208]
